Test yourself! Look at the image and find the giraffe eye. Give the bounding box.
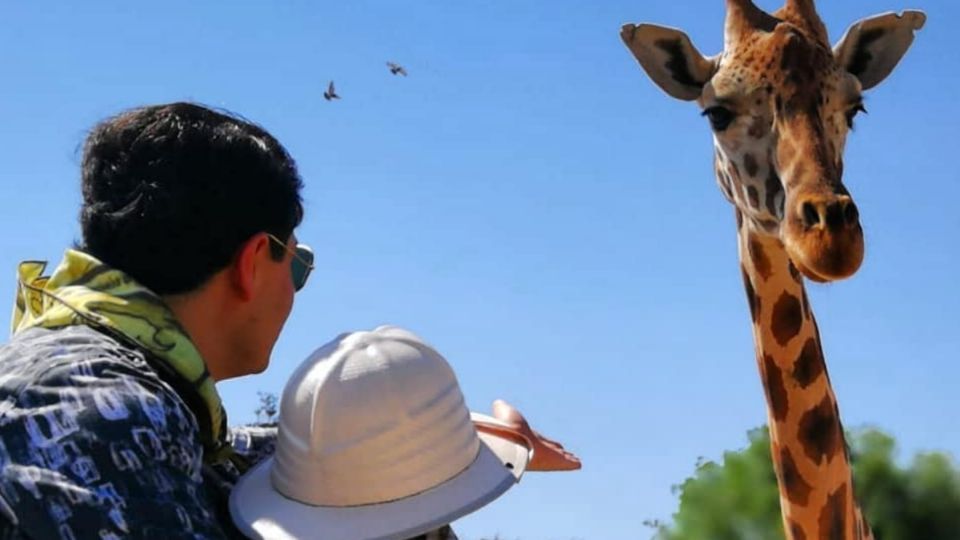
[845,103,867,128]
[702,106,735,132]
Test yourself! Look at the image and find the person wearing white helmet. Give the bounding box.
[229,325,580,540]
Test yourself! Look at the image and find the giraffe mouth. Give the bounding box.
[784,226,865,283]
[791,258,832,283]
[781,188,865,282]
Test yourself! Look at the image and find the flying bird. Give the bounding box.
[386,62,407,76]
[323,81,340,100]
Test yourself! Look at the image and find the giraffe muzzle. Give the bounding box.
[785,193,865,282]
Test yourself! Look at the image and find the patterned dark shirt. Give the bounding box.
[0,325,274,540]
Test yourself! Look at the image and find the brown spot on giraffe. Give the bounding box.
[729,159,742,183]
[790,522,807,540]
[819,483,850,540]
[771,292,803,346]
[759,218,779,231]
[717,164,735,201]
[765,168,783,217]
[747,185,761,208]
[763,355,789,421]
[798,396,842,465]
[792,338,824,388]
[748,236,772,280]
[749,116,767,138]
[810,319,830,383]
[743,153,759,177]
[779,446,813,505]
[836,405,851,462]
[789,261,803,283]
[742,266,760,323]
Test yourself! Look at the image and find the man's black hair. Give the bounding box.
[80,102,304,295]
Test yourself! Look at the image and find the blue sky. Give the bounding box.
[1,1,957,538]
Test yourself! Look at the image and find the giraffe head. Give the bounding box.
[621,1,924,282]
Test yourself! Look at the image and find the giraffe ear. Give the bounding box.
[621,23,718,101]
[833,10,926,90]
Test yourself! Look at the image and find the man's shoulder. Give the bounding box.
[1,324,146,363]
[0,325,157,390]
[0,324,200,455]
[0,327,222,539]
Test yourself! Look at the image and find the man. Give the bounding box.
[0,102,312,539]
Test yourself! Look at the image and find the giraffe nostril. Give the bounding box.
[844,202,860,226]
[802,201,820,228]
[824,202,845,231]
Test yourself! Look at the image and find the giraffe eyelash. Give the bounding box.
[845,103,867,129]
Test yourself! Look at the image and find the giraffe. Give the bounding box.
[620,1,924,538]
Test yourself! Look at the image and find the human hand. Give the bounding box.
[472,399,581,472]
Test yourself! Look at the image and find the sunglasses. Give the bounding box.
[267,233,315,291]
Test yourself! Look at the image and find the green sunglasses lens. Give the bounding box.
[291,245,314,291]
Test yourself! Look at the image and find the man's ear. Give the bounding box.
[833,10,926,91]
[232,234,270,302]
[620,23,718,101]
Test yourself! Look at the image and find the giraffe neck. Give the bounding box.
[736,214,871,540]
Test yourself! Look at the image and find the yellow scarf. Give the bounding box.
[11,249,231,463]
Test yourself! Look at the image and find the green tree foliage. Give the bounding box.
[853,430,960,539]
[651,427,960,540]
